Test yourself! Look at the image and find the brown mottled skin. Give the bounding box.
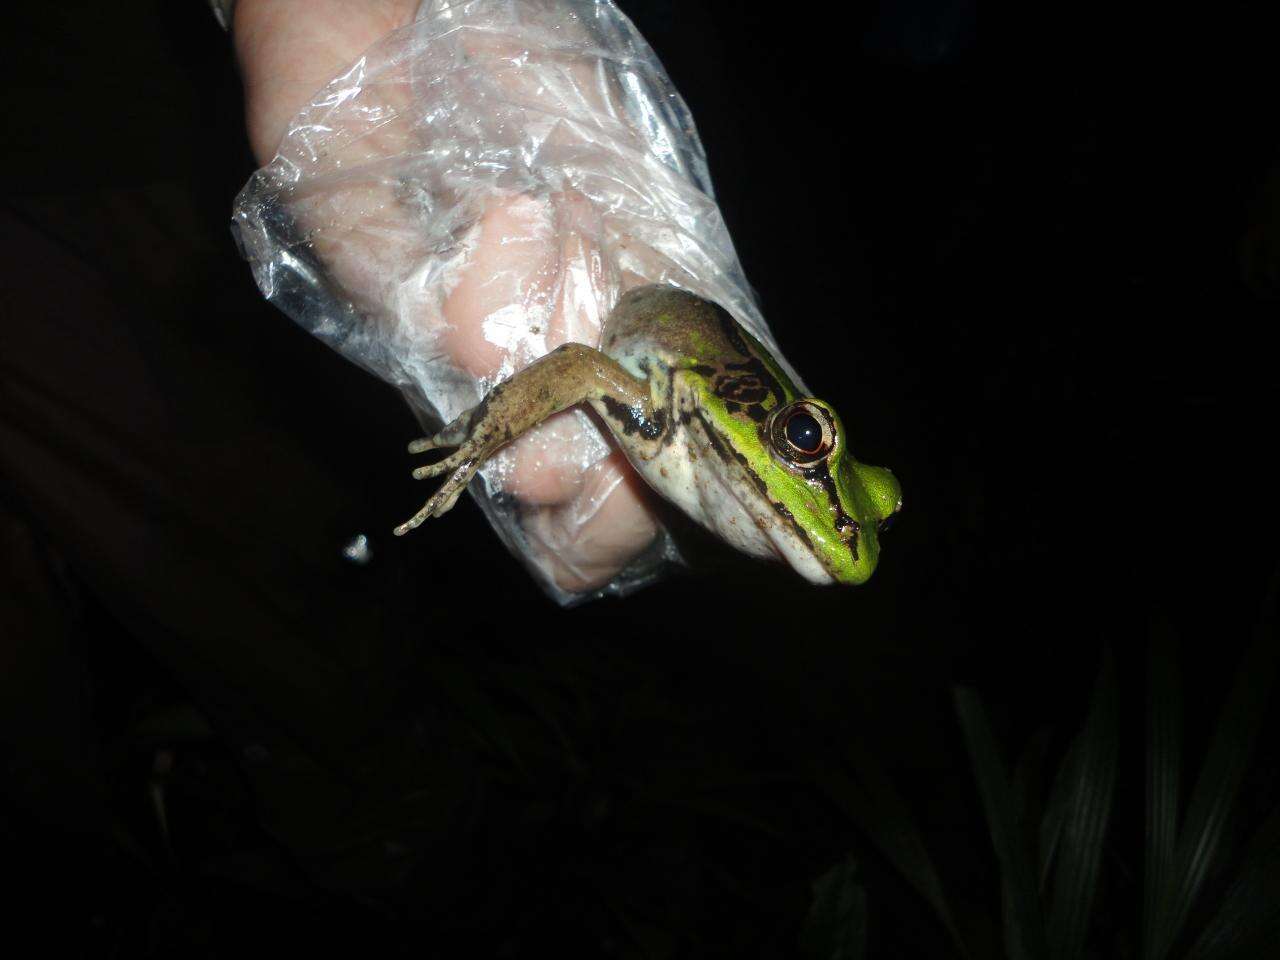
[604,286,758,370]
[394,287,673,534]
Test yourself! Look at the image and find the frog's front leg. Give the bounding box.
[394,343,655,535]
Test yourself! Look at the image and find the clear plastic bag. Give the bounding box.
[232,0,790,604]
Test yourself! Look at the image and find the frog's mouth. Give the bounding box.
[756,510,838,585]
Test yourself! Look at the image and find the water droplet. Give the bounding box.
[342,533,372,565]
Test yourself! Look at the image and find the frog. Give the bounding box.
[393,285,902,585]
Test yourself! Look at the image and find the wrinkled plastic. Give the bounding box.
[232,0,790,605]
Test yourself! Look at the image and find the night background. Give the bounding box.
[2,1,1278,957]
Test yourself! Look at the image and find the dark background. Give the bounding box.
[2,0,1277,956]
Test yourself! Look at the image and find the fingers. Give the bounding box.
[235,0,419,165]
[438,192,561,380]
[519,453,660,592]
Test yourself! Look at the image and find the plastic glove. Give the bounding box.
[233,0,779,602]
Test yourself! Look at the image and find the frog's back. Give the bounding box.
[603,285,756,371]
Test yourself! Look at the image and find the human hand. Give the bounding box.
[233,0,662,593]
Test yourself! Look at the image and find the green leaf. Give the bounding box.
[1037,742,1071,898]
[801,855,868,960]
[1143,623,1183,960]
[807,753,967,957]
[1186,799,1280,960]
[1010,727,1055,892]
[955,686,1049,960]
[1045,650,1119,960]
[1181,570,1280,960]
[1002,873,1035,960]
[1147,569,1280,959]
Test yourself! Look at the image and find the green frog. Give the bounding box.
[394,285,902,585]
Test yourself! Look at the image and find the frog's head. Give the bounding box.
[756,398,903,585]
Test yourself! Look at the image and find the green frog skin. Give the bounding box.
[394,285,902,585]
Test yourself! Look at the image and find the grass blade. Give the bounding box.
[1143,623,1183,960]
[1046,650,1120,960]
[955,686,1050,960]
[1186,800,1280,960]
[1037,748,1071,896]
[1012,730,1054,828]
[1001,872,1037,960]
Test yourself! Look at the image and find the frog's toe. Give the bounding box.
[392,510,429,536]
[408,411,475,454]
[413,444,480,479]
[393,489,452,535]
[411,460,451,481]
[393,458,478,535]
[408,433,458,454]
[426,459,479,515]
[429,483,467,518]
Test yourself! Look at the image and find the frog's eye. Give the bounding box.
[770,400,835,467]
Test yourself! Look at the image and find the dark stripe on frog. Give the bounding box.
[687,307,787,420]
[716,360,782,410]
[600,395,666,441]
[801,460,860,563]
[678,364,772,436]
[715,374,770,405]
[693,410,815,553]
[722,399,770,424]
[467,394,492,432]
[691,363,776,424]
[707,302,794,405]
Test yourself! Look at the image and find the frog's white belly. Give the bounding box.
[629,417,834,586]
